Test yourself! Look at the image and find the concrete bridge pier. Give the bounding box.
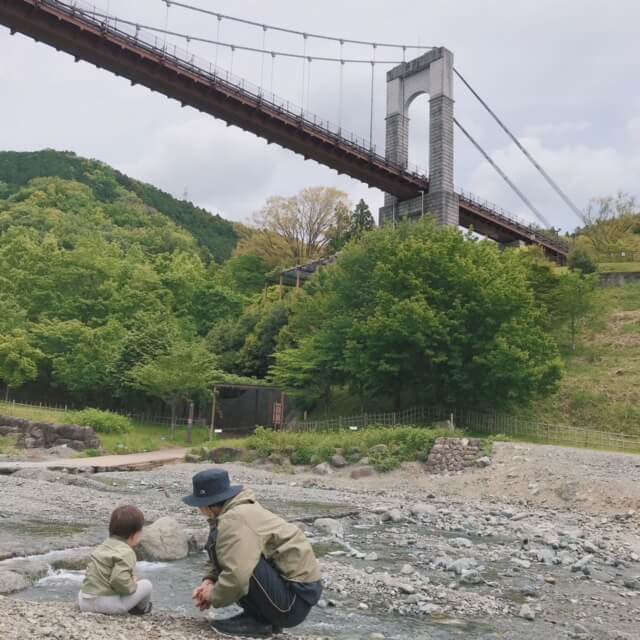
[379,47,458,226]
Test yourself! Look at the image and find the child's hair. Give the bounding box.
[109,505,145,539]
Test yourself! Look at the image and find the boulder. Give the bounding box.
[313,462,333,476]
[137,516,189,561]
[50,550,92,572]
[1,560,49,582]
[313,518,344,538]
[0,569,30,595]
[330,454,348,468]
[475,456,492,468]
[369,444,388,455]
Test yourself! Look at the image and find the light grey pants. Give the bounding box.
[78,579,153,615]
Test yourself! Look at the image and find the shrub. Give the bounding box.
[245,425,454,472]
[568,247,598,274]
[71,408,133,434]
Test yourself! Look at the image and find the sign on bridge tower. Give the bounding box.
[380,47,458,227]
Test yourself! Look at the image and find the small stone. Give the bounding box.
[358,602,369,610]
[400,563,414,575]
[369,634,385,640]
[475,456,491,467]
[381,509,405,523]
[313,517,344,538]
[518,603,536,621]
[459,570,483,585]
[350,466,375,480]
[364,552,379,562]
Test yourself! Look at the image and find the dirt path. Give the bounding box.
[0,448,188,474]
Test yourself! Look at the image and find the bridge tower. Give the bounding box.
[379,47,458,226]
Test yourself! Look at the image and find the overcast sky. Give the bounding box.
[1,0,639,231]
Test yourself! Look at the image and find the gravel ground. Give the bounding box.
[2,441,640,639]
[0,597,308,640]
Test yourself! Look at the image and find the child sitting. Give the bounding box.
[78,505,153,616]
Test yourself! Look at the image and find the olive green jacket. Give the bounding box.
[207,489,321,608]
[81,536,137,597]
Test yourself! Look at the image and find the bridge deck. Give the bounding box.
[0,0,568,261]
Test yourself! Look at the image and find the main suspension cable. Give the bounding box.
[165,0,435,50]
[454,118,552,229]
[91,9,411,65]
[454,68,584,223]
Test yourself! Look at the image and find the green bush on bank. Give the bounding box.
[244,426,455,472]
[70,408,133,434]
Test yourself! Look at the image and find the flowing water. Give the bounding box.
[14,551,498,639]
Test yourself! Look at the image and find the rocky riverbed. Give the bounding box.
[1,442,640,639]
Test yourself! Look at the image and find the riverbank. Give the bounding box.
[2,442,640,639]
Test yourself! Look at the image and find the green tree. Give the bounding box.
[557,271,599,351]
[128,339,218,438]
[272,221,562,411]
[568,247,598,274]
[348,199,375,239]
[0,331,44,399]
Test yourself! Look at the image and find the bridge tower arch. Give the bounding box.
[380,47,458,227]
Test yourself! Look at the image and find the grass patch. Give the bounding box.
[599,262,640,273]
[0,401,216,455]
[527,283,640,435]
[0,434,18,455]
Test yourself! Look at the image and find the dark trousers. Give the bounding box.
[239,557,311,629]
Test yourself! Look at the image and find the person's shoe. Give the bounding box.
[128,601,153,616]
[211,612,273,637]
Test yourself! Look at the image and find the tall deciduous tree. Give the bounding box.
[236,187,350,267]
[557,271,599,351]
[128,339,218,438]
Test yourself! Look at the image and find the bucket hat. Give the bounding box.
[182,468,243,507]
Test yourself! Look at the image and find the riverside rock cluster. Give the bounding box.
[0,415,100,452]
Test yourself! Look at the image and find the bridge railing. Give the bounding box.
[50,0,433,179]
[44,0,560,251]
[457,187,569,253]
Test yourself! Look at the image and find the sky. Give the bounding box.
[0,0,639,232]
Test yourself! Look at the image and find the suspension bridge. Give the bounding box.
[0,0,579,262]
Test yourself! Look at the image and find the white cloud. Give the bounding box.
[524,121,592,138]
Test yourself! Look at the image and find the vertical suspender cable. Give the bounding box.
[270,52,276,95]
[306,57,312,112]
[369,44,376,151]
[230,45,235,75]
[338,44,344,133]
[214,15,222,69]
[259,26,267,90]
[300,34,308,113]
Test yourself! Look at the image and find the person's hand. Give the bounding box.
[193,580,214,611]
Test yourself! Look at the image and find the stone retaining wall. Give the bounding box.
[0,415,100,451]
[425,437,485,474]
